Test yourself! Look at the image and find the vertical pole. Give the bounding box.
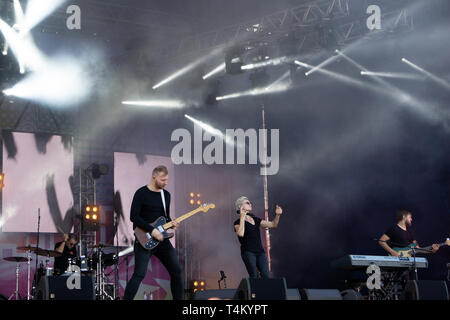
[78,167,82,257]
[262,105,271,272]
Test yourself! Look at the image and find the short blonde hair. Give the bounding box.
[152,165,168,176]
[235,196,248,211]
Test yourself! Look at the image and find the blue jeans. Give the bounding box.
[123,239,184,300]
[241,251,270,278]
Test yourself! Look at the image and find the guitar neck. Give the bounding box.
[420,242,445,251]
[162,208,203,229]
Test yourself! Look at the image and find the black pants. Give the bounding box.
[241,250,271,278]
[123,239,184,300]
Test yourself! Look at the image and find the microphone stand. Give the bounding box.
[33,208,40,299]
[114,213,119,299]
[374,238,432,281]
[218,271,227,289]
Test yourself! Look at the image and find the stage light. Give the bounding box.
[304,54,339,76]
[84,204,99,231]
[360,71,422,80]
[122,100,186,109]
[318,53,441,123]
[192,280,205,293]
[2,54,93,107]
[0,173,4,189]
[152,46,224,90]
[241,56,288,71]
[202,63,225,80]
[215,79,291,101]
[21,0,65,35]
[402,58,450,91]
[188,192,201,206]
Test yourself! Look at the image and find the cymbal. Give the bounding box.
[17,245,39,251]
[3,256,30,262]
[17,246,61,257]
[34,249,61,257]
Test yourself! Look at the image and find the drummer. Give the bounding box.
[54,233,78,275]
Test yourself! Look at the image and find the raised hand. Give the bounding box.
[275,205,283,215]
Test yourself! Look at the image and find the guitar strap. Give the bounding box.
[160,190,167,218]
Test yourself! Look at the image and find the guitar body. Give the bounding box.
[134,216,174,250]
[392,239,450,257]
[392,243,417,257]
[133,203,216,251]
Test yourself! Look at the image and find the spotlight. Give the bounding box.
[0,173,4,189]
[83,204,99,230]
[192,279,206,293]
[188,192,202,206]
[202,63,225,80]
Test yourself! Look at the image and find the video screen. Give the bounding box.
[1,131,74,233]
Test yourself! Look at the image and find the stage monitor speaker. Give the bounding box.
[35,274,95,300]
[194,289,236,300]
[300,289,343,300]
[401,280,449,300]
[340,289,364,300]
[286,288,301,300]
[233,278,288,300]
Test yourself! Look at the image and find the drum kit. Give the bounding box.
[3,243,128,300]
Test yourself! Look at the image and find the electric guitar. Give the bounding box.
[134,203,215,250]
[392,238,450,257]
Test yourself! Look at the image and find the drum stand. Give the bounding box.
[8,262,21,300]
[26,250,32,300]
[94,248,114,300]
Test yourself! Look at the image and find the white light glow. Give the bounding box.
[21,0,66,35]
[402,58,450,91]
[4,55,93,107]
[122,100,186,109]
[202,63,225,80]
[153,47,224,89]
[360,71,423,80]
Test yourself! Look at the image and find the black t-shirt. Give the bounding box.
[130,186,171,233]
[233,213,265,253]
[385,225,416,248]
[54,241,77,273]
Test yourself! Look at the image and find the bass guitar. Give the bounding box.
[134,203,215,250]
[392,238,449,257]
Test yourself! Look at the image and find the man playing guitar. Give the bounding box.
[378,209,440,257]
[123,165,183,300]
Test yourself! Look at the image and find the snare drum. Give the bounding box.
[65,258,79,273]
